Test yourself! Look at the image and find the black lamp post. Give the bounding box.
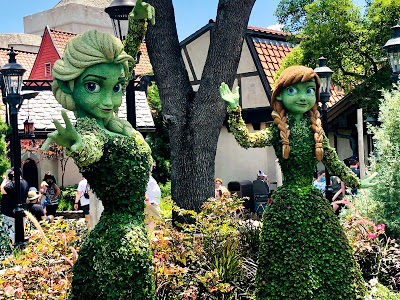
[0,47,26,247]
[383,22,400,83]
[314,55,334,202]
[105,0,138,129]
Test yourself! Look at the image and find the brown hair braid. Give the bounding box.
[271,65,324,161]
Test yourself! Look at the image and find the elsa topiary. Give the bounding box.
[220,66,376,299]
[41,1,156,299]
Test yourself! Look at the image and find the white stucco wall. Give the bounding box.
[215,125,278,186]
[24,4,114,36]
[241,76,269,108]
[183,31,210,81]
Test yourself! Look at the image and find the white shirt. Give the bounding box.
[146,175,161,205]
[77,179,90,206]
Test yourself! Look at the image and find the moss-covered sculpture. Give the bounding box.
[220,66,375,299]
[41,2,155,299]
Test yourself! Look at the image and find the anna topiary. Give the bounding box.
[41,1,156,299]
[220,66,375,299]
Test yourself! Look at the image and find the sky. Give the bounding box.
[0,0,282,41]
[0,0,367,41]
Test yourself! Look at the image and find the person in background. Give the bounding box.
[41,173,60,217]
[26,187,53,223]
[257,170,270,194]
[348,159,360,195]
[75,177,90,228]
[313,170,326,195]
[145,162,162,234]
[215,178,230,199]
[1,168,29,244]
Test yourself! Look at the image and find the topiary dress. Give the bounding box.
[67,118,154,299]
[227,107,366,299]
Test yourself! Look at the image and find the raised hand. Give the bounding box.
[132,0,155,25]
[219,83,240,108]
[41,110,82,152]
[360,172,378,188]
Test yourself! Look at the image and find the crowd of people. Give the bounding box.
[313,154,361,215]
[0,169,60,244]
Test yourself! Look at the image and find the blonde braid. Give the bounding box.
[309,104,324,161]
[272,101,291,159]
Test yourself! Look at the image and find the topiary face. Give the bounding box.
[276,79,317,122]
[72,63,125,120]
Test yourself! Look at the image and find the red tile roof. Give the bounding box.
[251,36,293,86]
[250,34,344,106]
[49,28,77,57]
[49,28,152,76]
[247,25,292,37]
[0,48,37,80]
[135,41,152,76]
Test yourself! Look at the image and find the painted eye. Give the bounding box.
[287,87,297,95]
[306,88,315,95]
[113,83,122,93]
[85,82,100,93]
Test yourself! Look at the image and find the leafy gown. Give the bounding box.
[227,106,366,299]
[68,118,154,299]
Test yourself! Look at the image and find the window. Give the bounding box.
[45,62,52,78]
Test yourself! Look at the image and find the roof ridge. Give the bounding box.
[49,28,78,36]
[0,47,38,55]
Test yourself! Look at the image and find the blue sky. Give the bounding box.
[0,0,366,41]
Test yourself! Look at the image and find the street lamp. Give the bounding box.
[314,55,334,202]
[0,47,26,247]
[383,22,400,83]
[105,0,138,128]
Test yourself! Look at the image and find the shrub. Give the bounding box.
[152,195,257,299]
[58,185,78,211]
[342,213,400,292]
[0,217,87,299]
[369,85,400,238]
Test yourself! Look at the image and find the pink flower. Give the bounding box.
[368,234,377,239]
[377,224,385,231]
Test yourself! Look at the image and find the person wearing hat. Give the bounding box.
[26,187,47,222]
[257,170,270,194]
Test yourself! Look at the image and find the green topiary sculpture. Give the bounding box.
[41,1,156,299]
[220,65,376,299]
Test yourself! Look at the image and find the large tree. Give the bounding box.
[275,0,400,115]
[145,0,256,211]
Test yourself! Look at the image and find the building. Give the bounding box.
[180,20,366,185]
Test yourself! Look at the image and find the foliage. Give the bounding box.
[275,0,400,116]
[152,196,259,299]
[369,86,400,238]
[343,213,400,291]
[0,216,12,262]
[145,83,171,184]
[0,119,9,177]
[275,0,314,32]
[159,180,171,199]
[57,185,78,211]
[67,117,154,299]
[0,218,87,299]
[366,279,400,300]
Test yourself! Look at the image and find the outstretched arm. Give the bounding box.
[124,0,155,60]
[220,83,273,149]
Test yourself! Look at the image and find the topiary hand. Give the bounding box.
[41,110,82,152]
[132,0,155,25]
[219,82,240,108]
[360,171,378,188]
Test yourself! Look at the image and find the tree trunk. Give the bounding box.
[146,0,255,211]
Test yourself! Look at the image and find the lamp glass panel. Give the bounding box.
[319,77,330,94]
[4,74,23,95]
[389,51,400,73]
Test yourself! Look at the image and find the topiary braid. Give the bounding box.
[271,65,323,161]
